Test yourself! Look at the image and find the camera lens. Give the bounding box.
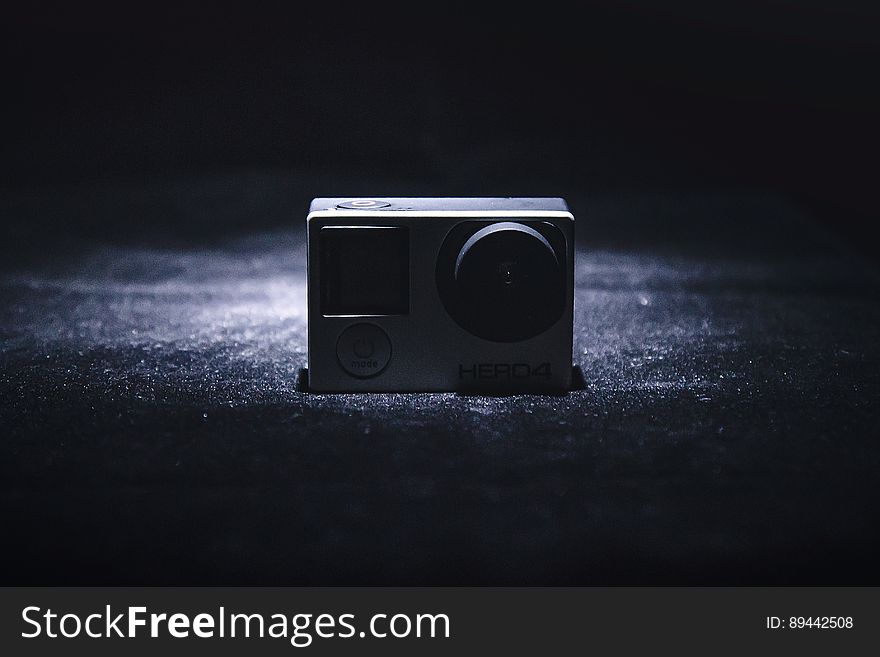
[439,221,565,342]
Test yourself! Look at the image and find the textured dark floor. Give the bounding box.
[1,174,879,584]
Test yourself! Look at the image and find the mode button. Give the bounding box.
[336,323,392,378]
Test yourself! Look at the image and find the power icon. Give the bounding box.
[352,337,375,359]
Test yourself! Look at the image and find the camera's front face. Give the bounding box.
[307,198,574,392]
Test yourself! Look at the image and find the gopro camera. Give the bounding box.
[306,198,574,392]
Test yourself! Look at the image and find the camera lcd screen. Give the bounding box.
[320,226,409,315]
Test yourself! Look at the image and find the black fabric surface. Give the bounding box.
[1,174,878,584]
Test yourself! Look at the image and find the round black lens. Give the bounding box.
[440,222,565,342]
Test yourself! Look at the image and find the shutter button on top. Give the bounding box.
[336,323,392,378]
[336,200,391,209]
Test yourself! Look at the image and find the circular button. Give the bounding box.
[336,200,391,209]
[336,323,392,378]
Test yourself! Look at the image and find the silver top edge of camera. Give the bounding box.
[308,197,572,216]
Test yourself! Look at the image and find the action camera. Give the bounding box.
[306,198,574,392]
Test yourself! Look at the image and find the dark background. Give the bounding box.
[3,1,880,254]
[1,1,879,584]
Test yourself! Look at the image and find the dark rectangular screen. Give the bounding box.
[320,226,409,315]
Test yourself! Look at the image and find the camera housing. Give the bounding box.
[306,198,574,392]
